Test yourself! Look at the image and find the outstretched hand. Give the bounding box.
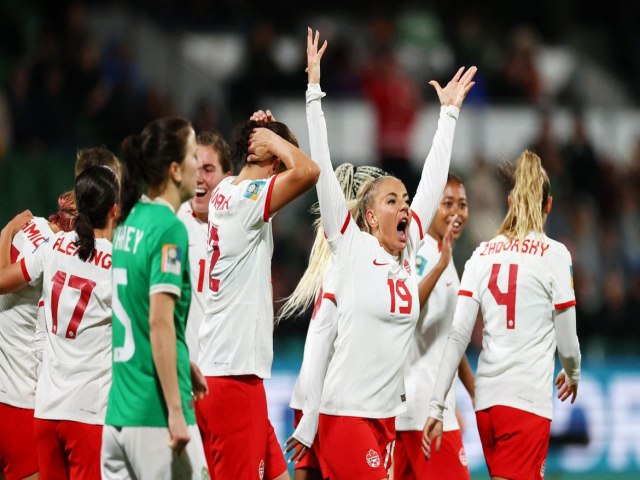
[555,369,578,404]
[439,215,458,267]
[250,109,276,124]
[429,66,477,108]
[284,435,309,464]
[422,417,443,459]
[2,210,33,237]
[306,27,328,84]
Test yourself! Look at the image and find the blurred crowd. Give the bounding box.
[0,0,638,350]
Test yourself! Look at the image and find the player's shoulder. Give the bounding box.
[177,201,194,220]
[542,235,572,261]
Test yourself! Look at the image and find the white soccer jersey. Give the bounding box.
[306,83,458,418]
[458,233,576,419]
[396,234,460,432]
[290,267,337,447]
[22,231,112,424]
[0,217,54,409]
[199,175,277,378]
[177,202,209,362]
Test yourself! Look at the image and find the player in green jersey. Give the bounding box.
[102,117,209,480]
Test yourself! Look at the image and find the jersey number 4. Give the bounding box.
[50,270,96,339]
[387,279,412,314]
[488,263,518,329]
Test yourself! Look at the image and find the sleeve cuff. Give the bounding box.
[428,401,445,422]
[441,104,460,120]
[150,284,181,298]
[292,411,319,448]
[306,83,326,104]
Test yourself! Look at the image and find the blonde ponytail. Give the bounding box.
[498,150,551,240]
[277,163,387,321]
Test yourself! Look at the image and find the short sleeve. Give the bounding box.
[458,253,480,303]
[238,175,278,229]
[150,222,189,298]
[549,245,576,310]
[21,235,49,286]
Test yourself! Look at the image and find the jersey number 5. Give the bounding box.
[50,270,96,339]
[488,263,518,329]
[112,268,136,362]
[388,279,412,314]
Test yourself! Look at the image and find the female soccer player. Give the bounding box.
[102,117,208,480]
[423,151,581,480]
[196,105,319,478]
[281,163,388,480]
[305,28,475,479]
[395,173,474,480]
[0,165,119,479]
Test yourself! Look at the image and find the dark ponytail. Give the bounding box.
[119,117,194,222]
[74,166,119,262]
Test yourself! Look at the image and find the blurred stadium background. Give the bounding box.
[0,1,638,478]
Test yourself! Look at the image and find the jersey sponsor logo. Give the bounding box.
[161,244,182,275]
[479,239,550,257]
[400,394,406,402]
[459,447,468,466]
[416,255,427,276]
[366,449,381,468]
[373,259,390,266]
[244,180,266,200]
[258,459,265,480]
[446,280,453,287]
[540,459,546,478]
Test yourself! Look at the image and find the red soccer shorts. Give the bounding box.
[293,409,330,478]
[0,403,38,480]
[476,405,551,480]
[34,418,102,480]
[394,429,470,480]
[318,414,395,480]
[199,375,287,480]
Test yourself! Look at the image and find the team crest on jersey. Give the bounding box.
[459,447,468,466]
[415,255,427,276]
[366,449,381,468]
[258,459,265,479]
[540,459,546,478]
[403,259,412,275]
[244,180,266,200]
[161,244,182,274]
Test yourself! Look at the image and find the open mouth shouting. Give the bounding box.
[396,215,409,243]
[195,186,208,198]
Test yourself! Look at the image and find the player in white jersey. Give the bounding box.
[197,103,319,479]
[279,163,388,480]
[0,166,119,479]
[305,29,476,479]
[0,148,120,480]
[423,151,581,480]
[394,173,473,479]
[177,130,232,473]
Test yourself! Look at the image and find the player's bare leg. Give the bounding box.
[273,471,290,480]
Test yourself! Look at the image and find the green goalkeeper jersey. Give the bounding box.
[106,197,195,427]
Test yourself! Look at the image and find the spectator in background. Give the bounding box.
[502,26,542,103]
[362,46,420,192]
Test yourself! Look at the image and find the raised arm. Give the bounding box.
[305,28,352,241]
[410,68,476,239]
[0,211,34,294]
